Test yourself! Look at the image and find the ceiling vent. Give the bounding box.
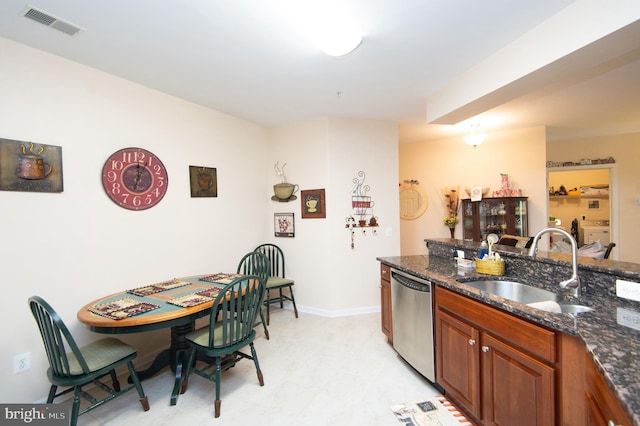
[21,5,85,36]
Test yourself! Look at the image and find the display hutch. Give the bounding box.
[462,197,528,242]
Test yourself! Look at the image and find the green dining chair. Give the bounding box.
[237,251,271,339]
[254,243,298,325]
[28,296,150,426]
[179,274,266,418]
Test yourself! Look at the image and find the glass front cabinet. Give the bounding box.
[462,197,528,242]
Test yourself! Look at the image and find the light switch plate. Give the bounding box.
[616,279,640,302]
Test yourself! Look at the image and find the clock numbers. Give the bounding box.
[101,147,168,211]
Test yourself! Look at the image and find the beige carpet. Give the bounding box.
[391,395,474,425]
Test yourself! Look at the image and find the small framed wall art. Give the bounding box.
[0,138,63,193]
[301,188,326,219]
[189,166,217,197]
[274,213,295,237]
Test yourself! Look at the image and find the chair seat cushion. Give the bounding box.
[186,322,235,348]
[266,276,294,288]
[67,337,136,375]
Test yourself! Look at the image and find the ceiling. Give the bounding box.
[1,1,639,144]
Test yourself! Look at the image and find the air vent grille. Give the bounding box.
[22,5,85,36]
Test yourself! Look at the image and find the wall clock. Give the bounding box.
[101,147,168,210]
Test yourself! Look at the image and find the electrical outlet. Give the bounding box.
[13,352,31,374]
[617,307,640,331]
[616,279,640,302]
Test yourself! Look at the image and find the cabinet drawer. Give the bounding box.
[436,286,556,363]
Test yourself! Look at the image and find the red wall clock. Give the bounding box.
[101,147,168,210]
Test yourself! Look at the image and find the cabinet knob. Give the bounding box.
[607,421,619,426]
[482,346,490,352]
[468,339,476,346]
[382,270,388,275]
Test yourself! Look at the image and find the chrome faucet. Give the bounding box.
[528,228,581,298]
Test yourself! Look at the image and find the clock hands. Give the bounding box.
[133,162,146,191]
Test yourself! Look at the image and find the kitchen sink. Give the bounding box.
[558,304,594,315]
[459,280,559,305]
[458,279,595,315]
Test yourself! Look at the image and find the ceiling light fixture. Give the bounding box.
[463,124,487,148]
[279,1,362,56]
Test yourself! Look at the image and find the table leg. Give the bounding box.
[132,321,195,381]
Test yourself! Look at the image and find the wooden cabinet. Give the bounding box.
[380,263,392,344]
[584,351,632,426]
[462,197,528,242]
[435,286,555,425]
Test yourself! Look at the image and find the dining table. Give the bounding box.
[76,273,243,405]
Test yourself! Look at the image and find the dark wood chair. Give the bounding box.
[28,296,149,426]
[180,274,266,417]
[254,243,298,324]
[604,242,616,259]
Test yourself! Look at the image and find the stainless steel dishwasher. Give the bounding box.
[391,268,435,382]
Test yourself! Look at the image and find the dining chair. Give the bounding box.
[179,274,266,418]
[254,243,298,325]
[237,251,271,339]
[604,242,616,259]
[28,296,149,426]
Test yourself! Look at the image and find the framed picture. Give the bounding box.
[587,200,600,210]
[189,166,217,197]
[274,213,295,237]
[301,188,326,219]
[0,138,63,193]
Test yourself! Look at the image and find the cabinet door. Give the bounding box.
[435,309,481,421]
[584,353,632,426]
[482,333,555,426]
[380,264,392,343]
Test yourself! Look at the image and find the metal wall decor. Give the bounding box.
[345,171,378,248]
[0,138,63,193]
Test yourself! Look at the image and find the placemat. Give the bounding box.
[127,278,190,296]
[199,273,243,284]
[88,297,160,320]
[195,287,222,298]
[167,293,213,308]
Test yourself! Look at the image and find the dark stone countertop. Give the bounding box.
[378,241,640,426]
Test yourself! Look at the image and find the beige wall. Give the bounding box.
[0,38,401,403]
[547,133,640,263]
[267,117,401,313]
[399,126,548,255]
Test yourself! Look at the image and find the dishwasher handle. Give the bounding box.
[392,272,431,292]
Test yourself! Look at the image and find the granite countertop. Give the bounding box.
[377,252,640,426]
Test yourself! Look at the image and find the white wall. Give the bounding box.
[0,37,401,403]
[0,37,271,403]
[399,126,548,255]
[266,117,401,314]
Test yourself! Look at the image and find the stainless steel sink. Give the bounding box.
[459,279,595,315]
[559,304,594,315]
[460,280,559,305]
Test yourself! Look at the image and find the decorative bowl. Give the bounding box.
[465,187,490,197]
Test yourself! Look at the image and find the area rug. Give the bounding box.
[391,395,474,425]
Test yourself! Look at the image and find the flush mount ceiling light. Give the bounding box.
[463,124,487,148]
[279,0,362,56]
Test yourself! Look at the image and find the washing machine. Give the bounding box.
[579,220,610,246]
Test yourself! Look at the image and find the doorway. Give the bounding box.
[546,163,618,259]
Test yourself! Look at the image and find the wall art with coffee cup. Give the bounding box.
[301,188,326,219]
[0,138,63,193]
[274,212,295,237]
[189,165,217,197]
